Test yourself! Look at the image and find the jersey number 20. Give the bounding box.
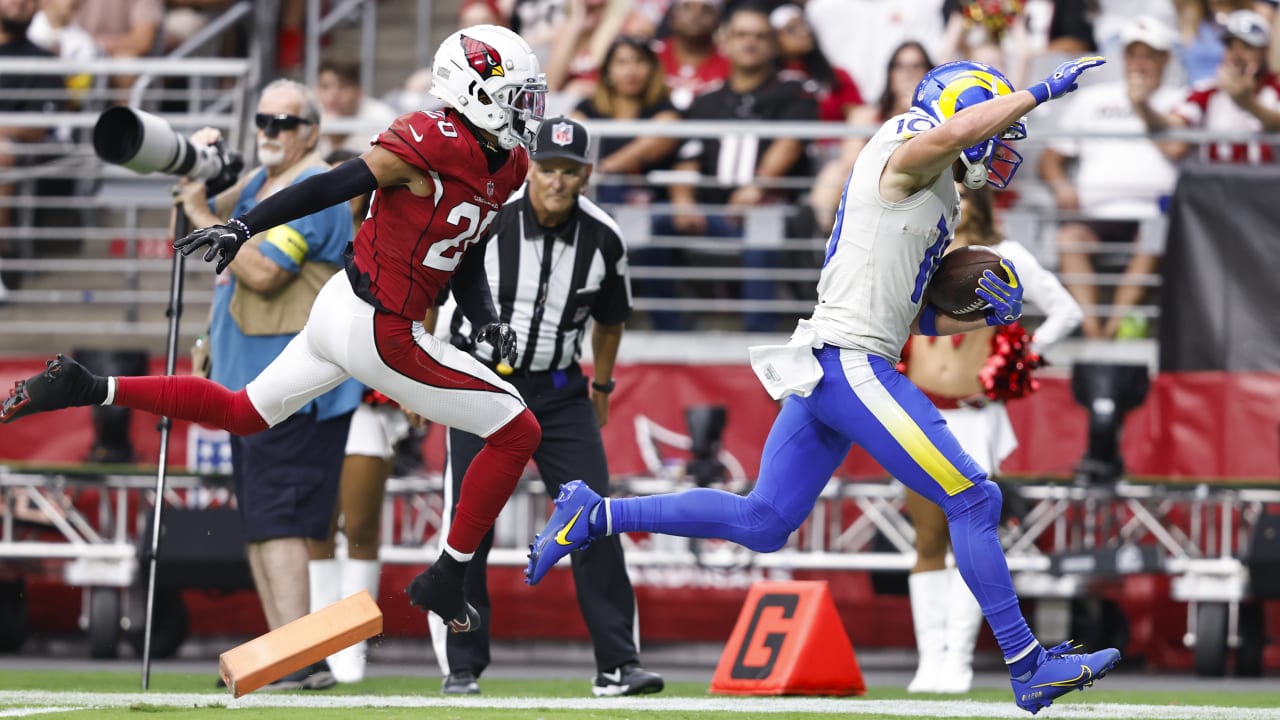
[422,201,495,272]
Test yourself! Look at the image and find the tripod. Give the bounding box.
[140,193,189,690]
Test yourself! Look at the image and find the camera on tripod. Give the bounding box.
[92,106,244,195]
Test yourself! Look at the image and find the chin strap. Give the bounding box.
[962,158,989,189]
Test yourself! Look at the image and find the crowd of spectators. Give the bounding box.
[9,0,1280,338]
[377,0,1279,337]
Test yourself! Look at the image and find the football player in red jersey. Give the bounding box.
[1,25,548,633]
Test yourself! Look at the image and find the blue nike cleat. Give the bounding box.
[1011,641,1121,714]
[525,479,601,586]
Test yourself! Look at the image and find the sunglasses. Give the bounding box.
[254,113,313,137]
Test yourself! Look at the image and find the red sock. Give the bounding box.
[113,376,269,436]
[447,409,541,553]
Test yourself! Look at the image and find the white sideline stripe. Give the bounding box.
[3,691,1280,719]
[0,709,79,718]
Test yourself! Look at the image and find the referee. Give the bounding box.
[432,118,663,697]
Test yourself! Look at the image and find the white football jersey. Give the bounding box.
[808,111,962,363]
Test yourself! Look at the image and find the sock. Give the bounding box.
[442,543,474,563]
[445,409,539,553]
[1008,642,1046,680]
[308,559,340,614]
[587,498,610,536]
[942,482,1041,670]
[113,375,269,435]
[607,488,792,553]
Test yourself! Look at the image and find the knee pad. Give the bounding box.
[741,493,795,553]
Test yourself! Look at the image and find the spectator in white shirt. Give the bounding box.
[1039,16,1184,339]
[28,0,97,61]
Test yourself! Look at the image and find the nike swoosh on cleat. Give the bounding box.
[554,507,584,546]
[602,670,622,683]
[1031,665,1092,688]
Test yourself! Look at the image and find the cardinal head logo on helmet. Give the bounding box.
[461,34,505,79]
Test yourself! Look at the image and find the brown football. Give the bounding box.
[926,246,1010,322]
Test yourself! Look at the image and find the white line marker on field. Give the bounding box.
[0,709,79,718]
[3,691,1280,720]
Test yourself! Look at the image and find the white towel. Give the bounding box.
[748,320,826,400]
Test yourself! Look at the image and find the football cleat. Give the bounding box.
[441,671,481,695]
[525,479,600,586]
[592,663,664,697]
[406,559,481,634]
[1011,641,1121,714]
[0,355,102,424]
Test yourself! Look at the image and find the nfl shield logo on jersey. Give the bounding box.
[551,122,573,146]
[486,180,495,197]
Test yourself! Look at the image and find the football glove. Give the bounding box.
[474,322,518,367]
[174,217,251,274]
[1028,56,1106,105]
[978,259,1024,326]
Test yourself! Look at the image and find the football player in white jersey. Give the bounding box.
[526,57,1114,713]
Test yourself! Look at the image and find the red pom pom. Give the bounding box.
[981,321,1044,401]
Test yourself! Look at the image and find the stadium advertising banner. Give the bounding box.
[0,358,1277,483]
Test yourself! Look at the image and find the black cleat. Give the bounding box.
[441,671,481,695]
[592,663,665,697]
[406,557,481,633]
[1,355,104,424]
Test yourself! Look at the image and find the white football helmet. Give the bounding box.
[429,24,547,150]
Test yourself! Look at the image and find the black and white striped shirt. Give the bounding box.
[455,185,632,373]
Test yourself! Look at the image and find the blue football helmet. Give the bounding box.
[911,60,1027,189]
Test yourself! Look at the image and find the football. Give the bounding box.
[926,245,1010,321]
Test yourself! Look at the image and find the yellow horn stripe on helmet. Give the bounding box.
[937,70,1013,119]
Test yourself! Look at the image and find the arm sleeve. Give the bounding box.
[236,159,379,235]
[450,240,499,329]
[999,241,1083,351]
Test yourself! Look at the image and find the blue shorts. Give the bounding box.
[230,409,353,542]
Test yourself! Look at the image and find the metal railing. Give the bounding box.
[3,105,1270,347]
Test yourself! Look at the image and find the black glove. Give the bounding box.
[474,322,517,366]
[173,217,251,274]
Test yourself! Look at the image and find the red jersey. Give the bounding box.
[350,109,529,320]
[653,39,730,111]
[1175,73,1280,164]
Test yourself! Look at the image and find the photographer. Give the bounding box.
[177,78,361,690]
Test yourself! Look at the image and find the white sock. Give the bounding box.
[328,552,382,683]
[102,377,117,406]
[443,543,474,563]
[308,559,340,614]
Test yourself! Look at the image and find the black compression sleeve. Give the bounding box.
[236,158,379,234]
[451,243,499,329]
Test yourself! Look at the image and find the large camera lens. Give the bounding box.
[93,107,243,193]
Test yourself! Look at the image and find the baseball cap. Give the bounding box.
[531,117,590,164]
[1221,9,1270,48]
[1120,16,1174,52]
[769,4,803,30]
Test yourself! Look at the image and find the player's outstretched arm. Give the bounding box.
[889,56,1106,190]
[174,147,424,273]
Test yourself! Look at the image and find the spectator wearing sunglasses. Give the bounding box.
[174,78,362,691]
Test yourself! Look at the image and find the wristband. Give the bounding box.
[1027,83,1052,106]
[918,305,940,336]
[592,379,616,395]
[228,217,252,238]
